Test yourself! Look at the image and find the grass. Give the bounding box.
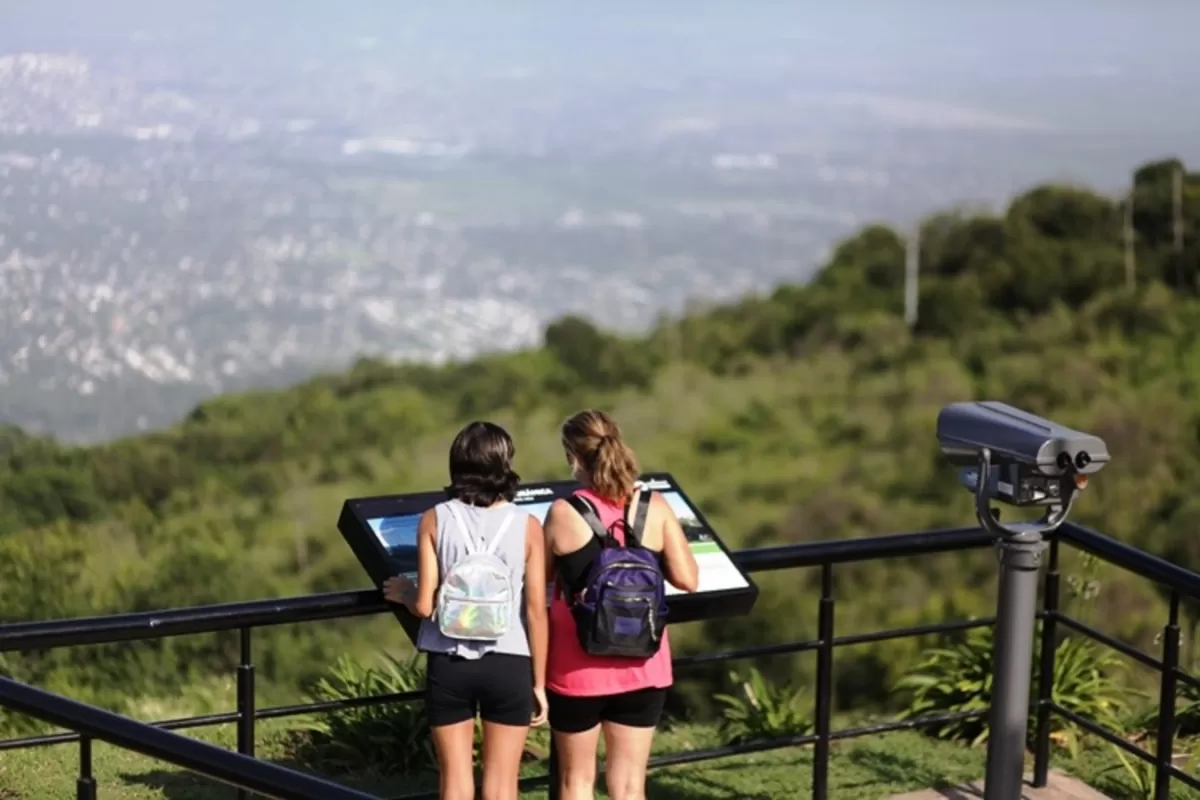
[0,715,1182,800]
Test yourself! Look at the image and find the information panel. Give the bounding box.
[337,472,758,642]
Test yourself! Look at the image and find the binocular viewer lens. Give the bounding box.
[1055,451,1092,472]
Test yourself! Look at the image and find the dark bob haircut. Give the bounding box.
[444,421,521,507]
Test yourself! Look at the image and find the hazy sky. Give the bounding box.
[3,2,1197,162]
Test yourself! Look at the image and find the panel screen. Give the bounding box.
[338,472,758,642]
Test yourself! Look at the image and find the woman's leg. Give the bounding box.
[548,690,604,800]
[553,726,602,800]
[480,721,530,800]
[431,721,478,800]
[425,653,480,800]
[600,688,667,800]
[601,722,656,800]
[477,654,535,800]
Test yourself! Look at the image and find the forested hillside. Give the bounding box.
[2,157,1199,730]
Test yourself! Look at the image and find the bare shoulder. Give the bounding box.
[544,497,575,524]
[522,510,544,558]
[419,508,438,540]
[648,491,676,517]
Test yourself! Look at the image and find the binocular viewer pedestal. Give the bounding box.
[938,401,1110,800]
[966,442,1088,800]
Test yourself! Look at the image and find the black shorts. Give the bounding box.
[425,652,533,727]
[547,687,668,734]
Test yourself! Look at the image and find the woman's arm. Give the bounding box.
[543,505,558,586]
[524,515,549,692]
[413,509,439,619]
[656,494,700,593]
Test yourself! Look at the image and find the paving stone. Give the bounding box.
[885,769,1111,800]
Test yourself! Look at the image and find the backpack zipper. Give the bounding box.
[595,561,663,577]
[442,594,509,605]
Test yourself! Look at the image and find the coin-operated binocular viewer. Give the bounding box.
[937,401,1110,800]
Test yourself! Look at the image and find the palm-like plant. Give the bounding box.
[896,627,996,745]
[714,666,812,745]
[897,626,1131,754]
[292,653,440,775]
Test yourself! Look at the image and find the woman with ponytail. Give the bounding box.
[543,410,699,800]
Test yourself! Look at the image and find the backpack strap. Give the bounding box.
[481,507,517,556]
[442,501,476,555]
[442,502,515,556]
[566,495,610,543]
[624,491,652,546]
[621,489,652,548]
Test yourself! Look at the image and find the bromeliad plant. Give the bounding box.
[714,666,812,745]
[289,653,444,775]
[1048,634,1134,756]
[897,626,1131,754]
[1101,746,1156,800]
[896,626,994,745]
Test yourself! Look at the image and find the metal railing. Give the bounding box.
[0,521,1197,799]
[1033,522,1200,800]
[0,677,377,800]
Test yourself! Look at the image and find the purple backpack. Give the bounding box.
[564,491,669,658]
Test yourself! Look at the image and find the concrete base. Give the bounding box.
[887,769,1111,800]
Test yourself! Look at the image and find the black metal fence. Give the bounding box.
[1037,522,1200,800]
[0,521,1197,800]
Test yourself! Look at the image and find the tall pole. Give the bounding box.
[1174,165,1185,254]
[905,224,920,328]
[1124,188,1137,290]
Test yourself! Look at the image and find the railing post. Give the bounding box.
[236,627,256,800]
[1032,537,1060,787]
[813,563,835,800]
[76,735,96,800]
[1154,593,1181,800]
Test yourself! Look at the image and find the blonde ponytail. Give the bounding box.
[561,410,640,502]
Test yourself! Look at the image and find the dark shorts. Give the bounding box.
[425,652,533,727]
[547,687,668,734]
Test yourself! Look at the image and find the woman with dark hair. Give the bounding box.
[383,421,548,800]
[543,410,699,800]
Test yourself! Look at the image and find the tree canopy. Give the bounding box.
[1,158,1198,726]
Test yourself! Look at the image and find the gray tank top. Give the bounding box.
[416,499,531,659]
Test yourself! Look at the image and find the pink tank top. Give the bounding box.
[547,488,673,697]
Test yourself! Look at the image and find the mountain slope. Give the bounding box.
[1,157,1198,726]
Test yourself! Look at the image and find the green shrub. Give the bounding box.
[289,654,438,775]
[897,627,1129,753]
[1048,634,1135,756]
[1132,672,1200,739]
[714,666,812,745]
[1098,739,1200,800]
[1100,746,1155,800]
[897,628,995,745]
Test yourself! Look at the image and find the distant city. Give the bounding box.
[2,2,1199,442]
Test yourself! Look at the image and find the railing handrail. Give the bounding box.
[0,589,389,652]
[1060,522,1200,602]
[0,526,990,653]
[736,525,991,572]
[0,676,379,800]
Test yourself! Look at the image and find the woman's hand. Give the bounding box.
[382,575,417,613]
[531,686,549,727]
